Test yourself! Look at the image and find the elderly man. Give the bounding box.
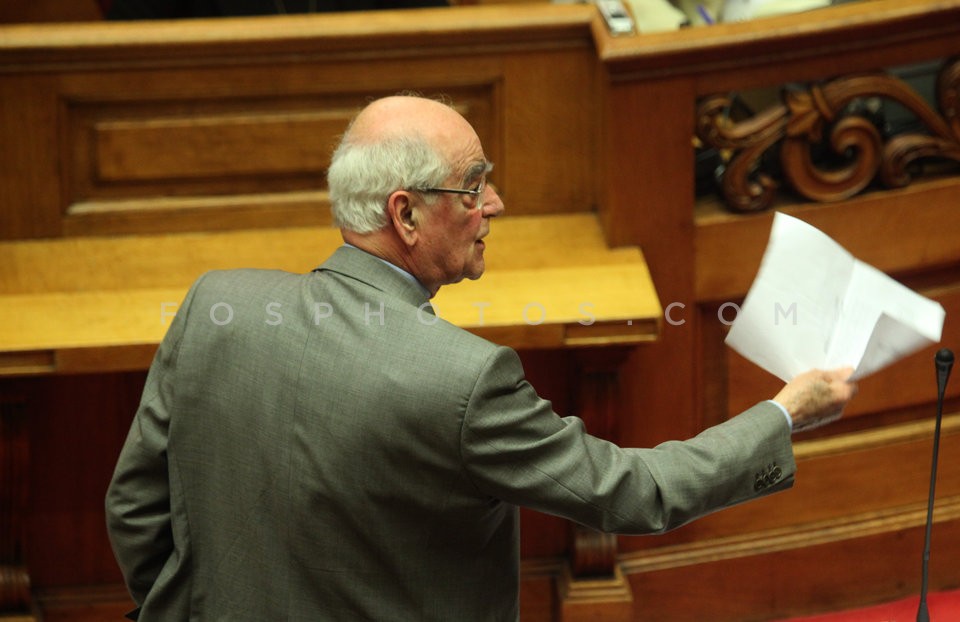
[106,95,857,621]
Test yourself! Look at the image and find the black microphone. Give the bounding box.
[936,349,954,396]
[918,348,954,622]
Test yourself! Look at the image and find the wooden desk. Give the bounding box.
[0,213,660,375]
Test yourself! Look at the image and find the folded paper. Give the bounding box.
[726,212,945,381]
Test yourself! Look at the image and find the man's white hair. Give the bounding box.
[328,131,449,234]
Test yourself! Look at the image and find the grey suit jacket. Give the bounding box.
[105,246,795,621]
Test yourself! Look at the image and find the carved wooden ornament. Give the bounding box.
[696,58,960,212]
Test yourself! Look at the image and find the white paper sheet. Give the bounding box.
[626,0,688,32]
[725,212,945,381]
[720,0,830,22]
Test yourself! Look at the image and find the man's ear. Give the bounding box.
[387,191,419,247]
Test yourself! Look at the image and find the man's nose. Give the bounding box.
[483,183,504,217]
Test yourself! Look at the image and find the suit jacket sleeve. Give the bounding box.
[104,275,206,614]
[459,347,795,534]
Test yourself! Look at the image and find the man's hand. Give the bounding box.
[773,367,858,432]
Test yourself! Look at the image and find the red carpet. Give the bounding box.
[777,589,960,621]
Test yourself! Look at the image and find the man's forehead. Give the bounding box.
[356,96,466,133]
[442,132,486,171]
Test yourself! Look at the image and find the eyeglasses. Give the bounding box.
[412,177,487,209]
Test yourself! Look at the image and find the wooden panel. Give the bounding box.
[621,413,960,551]
[695,178,960,302]
[600,76,703,447]
[13,373,141,587]
[616,414,960,619]
[0,5,598,240]
[0,74,63,239]
[501,48,597,218]
[93,112,342,181]
[59,83,498,235]
[579,427,960,620]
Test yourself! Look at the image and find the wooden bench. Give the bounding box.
[0,213,661,375]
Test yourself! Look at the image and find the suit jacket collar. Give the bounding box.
[316,245,433,311]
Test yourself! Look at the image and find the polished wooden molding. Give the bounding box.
[620,493,960,576]
[557,563,633,622]
[570,528,619,578]
[794,410,960,460]
[596,0,960,81]
[0,4,594,68]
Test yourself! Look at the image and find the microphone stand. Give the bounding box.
[917,348,954,622]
